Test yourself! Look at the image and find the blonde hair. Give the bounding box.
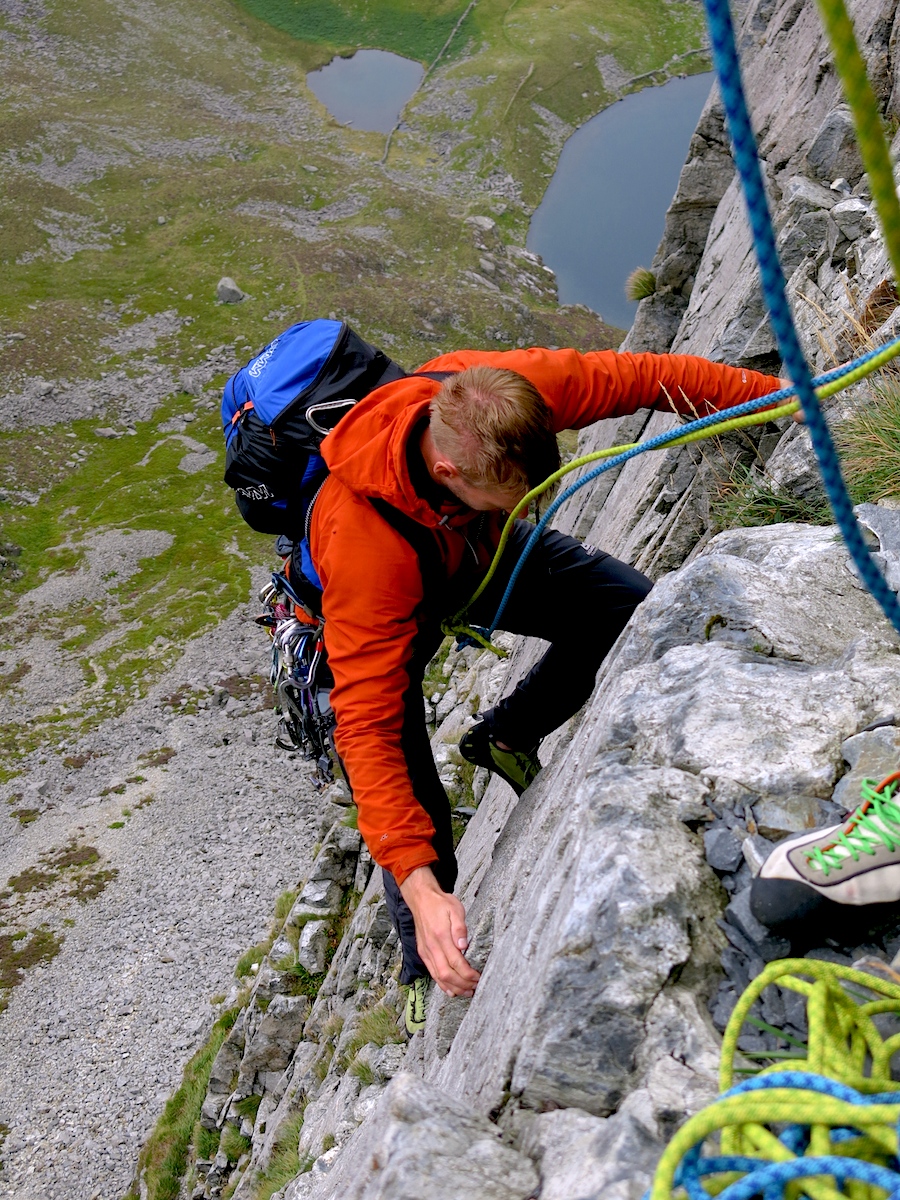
[429,366,560,494]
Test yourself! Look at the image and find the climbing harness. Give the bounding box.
[445,0,900,653]
[257,569,336,787]
[648,958,900,1198]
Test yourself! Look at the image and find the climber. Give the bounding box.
[308,345,784,1032]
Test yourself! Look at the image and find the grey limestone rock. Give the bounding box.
[239,996,311,1078]
[834,722,900,808]
[704,824,744,872]
[284,1073,538,1200]
[518,1106,662,1200]
[297,919,330,974]
[427,761,722,1118]
[725,888,791,962]
[806,106,865,184]
[855,503,900,594]
[216,276,245,303]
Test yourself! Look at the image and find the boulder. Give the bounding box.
[217,276,245,303]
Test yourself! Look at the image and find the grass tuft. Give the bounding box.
[273,889,298,921]
[711,465,832,531]
[339,1001,404,1068]
[220,1123,252,1163]
[249,1109,306,1200]
[625,266,657,302]
[349,1059,376,1086]
[836,384,900,503]
[235,941,271,979]
[192,1122,220,1160]
[131,1007,240,1200]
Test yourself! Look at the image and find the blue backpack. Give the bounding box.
[222,319,451,614]
[222,319,406,543]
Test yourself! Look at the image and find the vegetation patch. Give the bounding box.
[216,674,271,702]
[282,960,329,998]
[234,0,468,63]
[0,925,64,1013]
[836,384,900,504]
[220,1123,252,1163]
[248,1110,308,1200]
[349,1058,376,1086]
[0,837,118,1012]
[273,889,299,921]
[192,1122,220,1161]
[235,940,272,979]
[125,1006,241,1200]
[10,808,39,826]
[339,1000,404,1068]
[70,868,118,902]
[46,844,100,870]
[0,663,31,694]
[62,750,100,770]
[8,867,56,894]
[139,747,177,768]
[234,1094,263,1122]
[711,465,832,532]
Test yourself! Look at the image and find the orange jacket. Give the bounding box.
[311,347,781,884]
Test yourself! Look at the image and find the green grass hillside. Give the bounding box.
[0,0,708,780]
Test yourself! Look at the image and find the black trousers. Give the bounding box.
[373,521,652,984]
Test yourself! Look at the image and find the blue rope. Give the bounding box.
[720,1069,900,1106]
[654,1073,900,1200]
[707,1158,900,1199]
[701,0,900,638]
[483,339,900,634]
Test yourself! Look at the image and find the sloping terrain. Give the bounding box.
[0,0,711,1196]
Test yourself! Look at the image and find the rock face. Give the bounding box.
[151,1,900,1197]
[568,0,900,578]
[189,515,900,1200]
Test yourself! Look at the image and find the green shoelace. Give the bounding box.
[806,778,900,876]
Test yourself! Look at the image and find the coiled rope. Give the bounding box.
[649,959,900,1199]
[444,0,900,653]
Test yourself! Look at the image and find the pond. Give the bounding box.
[527,72,714,331]
[306,48,425,135]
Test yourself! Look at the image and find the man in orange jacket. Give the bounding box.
[309,345,783,1030]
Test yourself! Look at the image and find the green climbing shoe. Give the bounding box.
[459,720,541,797]
[404,975,428,1035]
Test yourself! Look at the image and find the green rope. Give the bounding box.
[720,959,900,1095]
[814,0,900,286]
[441,400,798,640]
[648,959,900,1199]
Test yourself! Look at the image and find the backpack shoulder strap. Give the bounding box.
[367,498,445,602]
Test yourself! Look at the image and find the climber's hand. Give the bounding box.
[400,866,480,997]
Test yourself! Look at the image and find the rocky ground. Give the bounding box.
[0,573,331,1200]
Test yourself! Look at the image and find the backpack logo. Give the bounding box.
[248,337,281,379]
[236,482,276,500]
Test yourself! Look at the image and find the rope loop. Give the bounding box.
[648,959,900,1199]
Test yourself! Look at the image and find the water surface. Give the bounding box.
[306,49,425,134]
[528,73,714,331]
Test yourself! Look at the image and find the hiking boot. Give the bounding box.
[404,975,428,1035]
[459,720,541,797]
[751,772,900,929]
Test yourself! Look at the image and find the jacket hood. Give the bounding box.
[321,376,459,529]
